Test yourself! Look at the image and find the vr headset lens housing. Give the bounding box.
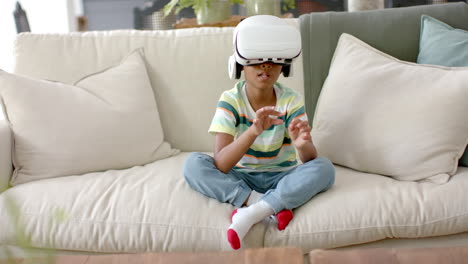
[234,16,301,66]
[228,15,302,79]
[234,57,292,67]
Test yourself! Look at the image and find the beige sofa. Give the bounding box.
[1,4,468,258]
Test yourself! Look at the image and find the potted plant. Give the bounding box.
[245,0,295,17]
[164,0,244,25]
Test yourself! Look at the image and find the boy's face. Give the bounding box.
[243,62,282,91]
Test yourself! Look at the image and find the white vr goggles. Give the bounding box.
[228,15,302,79]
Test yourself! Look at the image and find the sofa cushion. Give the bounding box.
[417,15,468,67]
[312,33,468,183]
[0,153,265,252]
[0,50,176,185]
[417,15,468,167]
[1,153,468,253]
[299,2,468,126]
[12,27,304,153]
[264,165,468,252]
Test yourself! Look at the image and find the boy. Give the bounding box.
[183,15,335,250]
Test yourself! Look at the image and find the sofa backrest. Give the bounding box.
[13,20,304,152]
[300,2,468,121]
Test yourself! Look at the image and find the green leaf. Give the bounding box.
[164,0,244,16]
[163,0,180,16]
[283,0,296,11]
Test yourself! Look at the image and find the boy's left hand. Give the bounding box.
[288,119,312,149]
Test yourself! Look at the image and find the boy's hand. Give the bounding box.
[250,106,284,136]
[288,119,312,149]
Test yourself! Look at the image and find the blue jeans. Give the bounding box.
[183,153,335,213]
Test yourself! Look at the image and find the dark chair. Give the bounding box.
[13,2,30,33]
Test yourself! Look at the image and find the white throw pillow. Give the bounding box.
[0,49,177,185]
[312,33,468,183]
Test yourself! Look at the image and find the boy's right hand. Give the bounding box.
[250,106,284,136]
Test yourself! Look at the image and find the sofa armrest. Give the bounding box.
[0,119,12,192]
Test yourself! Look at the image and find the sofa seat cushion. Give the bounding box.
[0,153,265,252]
[264,166,468,252]
[2,153,467,253]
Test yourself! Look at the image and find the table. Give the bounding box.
[174,14,294,29]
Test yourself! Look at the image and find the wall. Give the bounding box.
[0,0,77,73]
[0,1,20,74]
[83,0,146,30]
[0,0,77,120]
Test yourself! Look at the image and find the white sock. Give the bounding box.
[227,200,274,249]
[246,190,263,206]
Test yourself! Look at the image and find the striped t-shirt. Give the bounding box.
[208,81,308,172]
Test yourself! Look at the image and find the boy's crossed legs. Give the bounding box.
[183,152,335,250]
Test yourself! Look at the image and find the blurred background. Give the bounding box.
[0,0,466,72]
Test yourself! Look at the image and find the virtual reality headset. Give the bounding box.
[228,15,302,79]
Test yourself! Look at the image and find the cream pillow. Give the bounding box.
[312,33,468,183]
[0,50,177,185]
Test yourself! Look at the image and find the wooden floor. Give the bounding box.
[0,247,303,264]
